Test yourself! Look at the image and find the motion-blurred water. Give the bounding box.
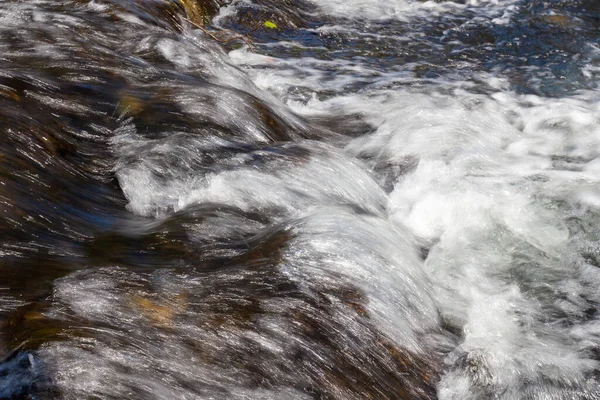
[1,0,600,398]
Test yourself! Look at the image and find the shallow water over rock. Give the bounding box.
[1,0,600,399]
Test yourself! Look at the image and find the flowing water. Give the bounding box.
[1,0,600,398]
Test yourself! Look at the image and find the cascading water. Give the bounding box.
[1,0,600,398]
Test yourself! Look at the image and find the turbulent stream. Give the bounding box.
[1,0,600,398]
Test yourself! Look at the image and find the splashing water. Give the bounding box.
[1,0,600,398]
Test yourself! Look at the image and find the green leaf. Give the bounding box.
[264,21,278,29]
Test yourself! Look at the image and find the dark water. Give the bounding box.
[1,0,600,398]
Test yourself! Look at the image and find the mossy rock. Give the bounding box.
[100,0,223,32]
[2,302,88,352]
[220,0,315,30]
[176,0,222,26]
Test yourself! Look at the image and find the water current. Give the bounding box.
[1,0,600,398]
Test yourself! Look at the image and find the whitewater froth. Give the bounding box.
[1,0,599,398]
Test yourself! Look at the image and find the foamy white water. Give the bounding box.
[308,0,517,22]
[2,0,599,398]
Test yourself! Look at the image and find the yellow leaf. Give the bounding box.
[264,21,278,29]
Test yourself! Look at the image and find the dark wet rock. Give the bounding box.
[220,0,317,31]
[85,0,223,32]
[175,0,222,26]
[0,351,49,400]
[2,303,69,352]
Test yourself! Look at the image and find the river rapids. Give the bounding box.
[1,0,600,399]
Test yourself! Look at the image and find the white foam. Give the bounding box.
[308,0,517,22]
[337,87,600,397]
